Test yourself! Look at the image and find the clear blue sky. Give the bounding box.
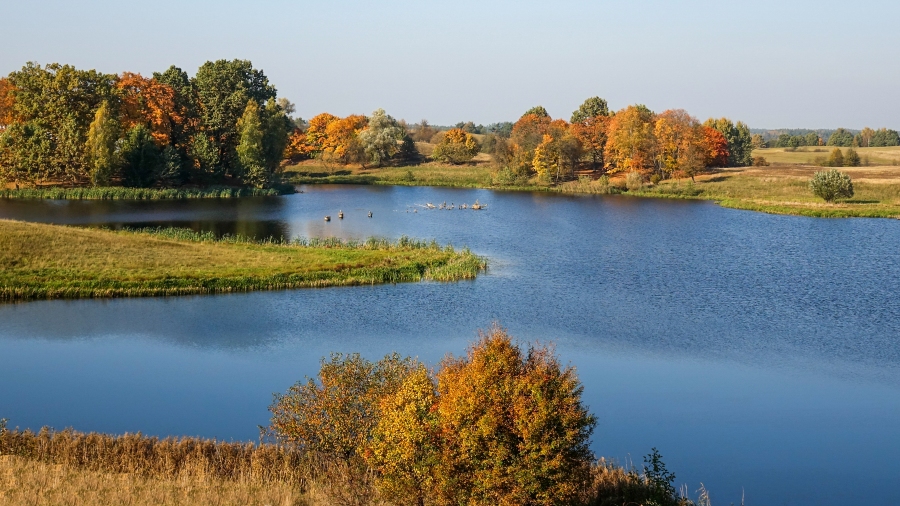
[3,0,898,129]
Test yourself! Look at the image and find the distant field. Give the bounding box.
[753,146,900,166]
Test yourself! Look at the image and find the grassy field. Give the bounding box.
[752,145,900,166]
[283,158,494,188]
[637,165,900,217]
[0,221,486,302]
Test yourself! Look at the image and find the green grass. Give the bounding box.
[0,185,292,200]
[283,162,494,188]
[0,220,487,302]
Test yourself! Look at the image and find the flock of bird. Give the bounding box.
[324,201,484,220]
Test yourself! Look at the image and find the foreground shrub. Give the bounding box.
[809,169,854,202]
[626,171,644,191]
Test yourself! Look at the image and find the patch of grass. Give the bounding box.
[283,162,494,188]
[0,185,292,200]
[752,145,900,166]
[0,220,487,303]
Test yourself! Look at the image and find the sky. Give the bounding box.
[3,0,898,129]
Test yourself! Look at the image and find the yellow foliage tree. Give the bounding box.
[322,114,367,164]
[605,105,657,176]
[116,72,182,146]
[431,128,480,164]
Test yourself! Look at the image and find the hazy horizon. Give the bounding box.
[3,0,898,130]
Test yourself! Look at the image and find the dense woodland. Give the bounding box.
[0,61,294,188]
[751,127,900,149]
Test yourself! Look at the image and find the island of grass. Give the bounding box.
[0,220,486,302]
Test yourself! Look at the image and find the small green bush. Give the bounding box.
[809,169,854,202]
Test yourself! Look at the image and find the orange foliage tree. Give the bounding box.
[116,72,182,146]
[604,105,657,176]
[302,112,339,155]
[653,109,708,180]
[702,126,730,168]
[0,78,16,129]
[532,120,581,182]
[571,115,608,171]
[322,114,368,164]
[509,113,552,175]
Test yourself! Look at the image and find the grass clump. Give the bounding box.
[0,220,487,303]
[0,185,291,200]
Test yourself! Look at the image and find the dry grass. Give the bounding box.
[283,158,494,188]
[0,220,487,302]
[0,456,306,506]
[752,145,900,166]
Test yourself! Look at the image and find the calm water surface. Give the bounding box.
[1,185,898,505]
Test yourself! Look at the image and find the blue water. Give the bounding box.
[1,185,898,505]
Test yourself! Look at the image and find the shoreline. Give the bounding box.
[0,221,487,303]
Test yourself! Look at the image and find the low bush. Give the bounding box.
[809,169,854,202]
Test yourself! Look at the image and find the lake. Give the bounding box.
[1,185,898,505]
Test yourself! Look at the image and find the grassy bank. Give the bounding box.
[0,185,292,200]
[0,425,680,506]
[752,145,900,166]
[0,220,487,302]
[286,161,900,218]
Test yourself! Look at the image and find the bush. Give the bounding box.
[844,148,861,167]
[809,169,854,202]
[431,128,480,164]
[626,171,643,191]
[752,156,769,166]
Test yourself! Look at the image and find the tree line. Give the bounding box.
[751,127,899,149]
[0,61,294,188]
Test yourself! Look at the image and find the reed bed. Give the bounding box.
[0,186,289,200]
[0,220,487,303]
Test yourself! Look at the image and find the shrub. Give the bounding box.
[809,169,854,202]
[431,128,480,164]
[268,352,419,460]
[844,148,861,167]
[752,156,769,166]
[626,171,644,191]
[827,148,844,167]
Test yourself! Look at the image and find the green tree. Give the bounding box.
[844,148,861,167]
[85,101,120,186]
[358,108,406,166]
[152,66,196,180]
[192,59,276,179]
[826,128,855,147]
[236,100,268,187]
[704,118,752,166]
[810,169,854,202]
[5,62,117,183]
[261,98,293,171]
[570,96,609,123]
[805,132,821,146]
[522,105,550,118]
[827,147,844,167]
[870,128,900,147]
[120,124,161,187]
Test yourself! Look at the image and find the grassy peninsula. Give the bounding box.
[0,185,291,200]
[0,220,486,302]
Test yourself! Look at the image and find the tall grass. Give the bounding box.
[0,185,291,200]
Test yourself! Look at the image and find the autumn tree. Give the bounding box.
[432,128,480,164]
[605,105,657,176]
[302,113,339,155]
[570,97,610,171]
[703,118,752,167]
[85,101,120,186]
[366,366,439,506]
[855,127,875,148]
[116,72,182,146]
[509,113,553,175]
[358,108,406,166]
[322,114,367,165]
[702,126,730,169]
[152,66,197,177]
[433,326,596,506]
[269,352,419,460]
[533,120,580,182]
[0,78,15,129]
[654,109,707,180]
